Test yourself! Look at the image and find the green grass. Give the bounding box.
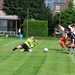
[0,37,75,75]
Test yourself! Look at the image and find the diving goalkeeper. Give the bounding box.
[11,35,38,52]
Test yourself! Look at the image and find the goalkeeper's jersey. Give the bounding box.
[24,38,34,48]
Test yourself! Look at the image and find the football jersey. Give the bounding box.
[69,32,75,43]
[24,38,35,48]
[68,25,75,34]
[59,26,67,38]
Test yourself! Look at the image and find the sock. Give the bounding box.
[69,47,72,54]
[59,42,64,49]
[65,43,69,50]
[65,43,69,48]
[13,47,17,51]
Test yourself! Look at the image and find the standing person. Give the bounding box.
[68,24,75,34]
[18,28,21,34]
[68,32,75,55]
[55,24,69,50]
[68,24,75,55]
[11,35,38,52]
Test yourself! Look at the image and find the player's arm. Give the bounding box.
[58,24,64,31]
[70,34,75,47]
[55,31,60,34]
[70,38,74,47]
[68,24,73,30]
[33,40,38,46]
[58,24,61,28]
[68,25,72,28]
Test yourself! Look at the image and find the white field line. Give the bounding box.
[70,55,75,63]
[3,40,21,47]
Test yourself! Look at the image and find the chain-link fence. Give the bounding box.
[0,27,58,38]
[0,28,16,37]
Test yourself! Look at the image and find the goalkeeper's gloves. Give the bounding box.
[34,40,38,46]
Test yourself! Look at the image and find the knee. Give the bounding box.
[17,46,22,48]
[59,40,62,43]
[64,42,67,44]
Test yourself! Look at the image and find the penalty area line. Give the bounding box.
[3,40,21,47]
[70,55,75,63]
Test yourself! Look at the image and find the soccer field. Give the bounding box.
[0,37,75,75]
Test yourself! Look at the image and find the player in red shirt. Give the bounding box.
[55,24,69,50]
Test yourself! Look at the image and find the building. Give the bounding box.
[74,0,75,4]
[0,0,21,36]
[0,0,69,36]
[44,0,68,15]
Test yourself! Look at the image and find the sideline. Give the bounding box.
[3,40,21,47]
[70,54,75,63]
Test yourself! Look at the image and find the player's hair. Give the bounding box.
[71,24,75,27]
[64,28,68,31]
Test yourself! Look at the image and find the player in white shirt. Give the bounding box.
[55,24,69,50]
[68,24,75,34]
[68,32,75,55]
[68,24,75,55]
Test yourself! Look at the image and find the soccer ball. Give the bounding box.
[44,48,48,52]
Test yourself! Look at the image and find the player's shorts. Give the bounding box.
[70,39,75,44]
[21,43,30,51]
[60,36,67,43]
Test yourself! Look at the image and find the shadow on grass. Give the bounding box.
[49,48,69,54]
[49,48,61,51]
[59,51,69,54]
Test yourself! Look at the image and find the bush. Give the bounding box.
[23,20,48,37]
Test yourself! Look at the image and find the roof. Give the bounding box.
[0,10,19,20]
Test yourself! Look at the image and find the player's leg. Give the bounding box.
[69,46,73,55]
[59,37,64,50]
[12,45,22,51]
[64,38,69,50]
[73,44,75,49]
[65,43,69,48]
[68,43,74,55]
[21,44,32,52]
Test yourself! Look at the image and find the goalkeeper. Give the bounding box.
[11,35,38,52]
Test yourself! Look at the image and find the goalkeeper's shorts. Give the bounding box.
[21,43,30,51]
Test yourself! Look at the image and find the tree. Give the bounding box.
[3,0,27,23]
[3,0,52,24]
[53,0,75,27]
[68,0,74,8]
[3,0,53,36]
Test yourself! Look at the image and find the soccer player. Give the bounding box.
[55,23,69,50]
[11,35,38,52]
[68,24,75,34]
[68,24,75,55]
[68,32,75,55]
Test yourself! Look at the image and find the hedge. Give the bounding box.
[23,20,48,37]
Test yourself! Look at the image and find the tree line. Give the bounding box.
[2,0,75,36]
